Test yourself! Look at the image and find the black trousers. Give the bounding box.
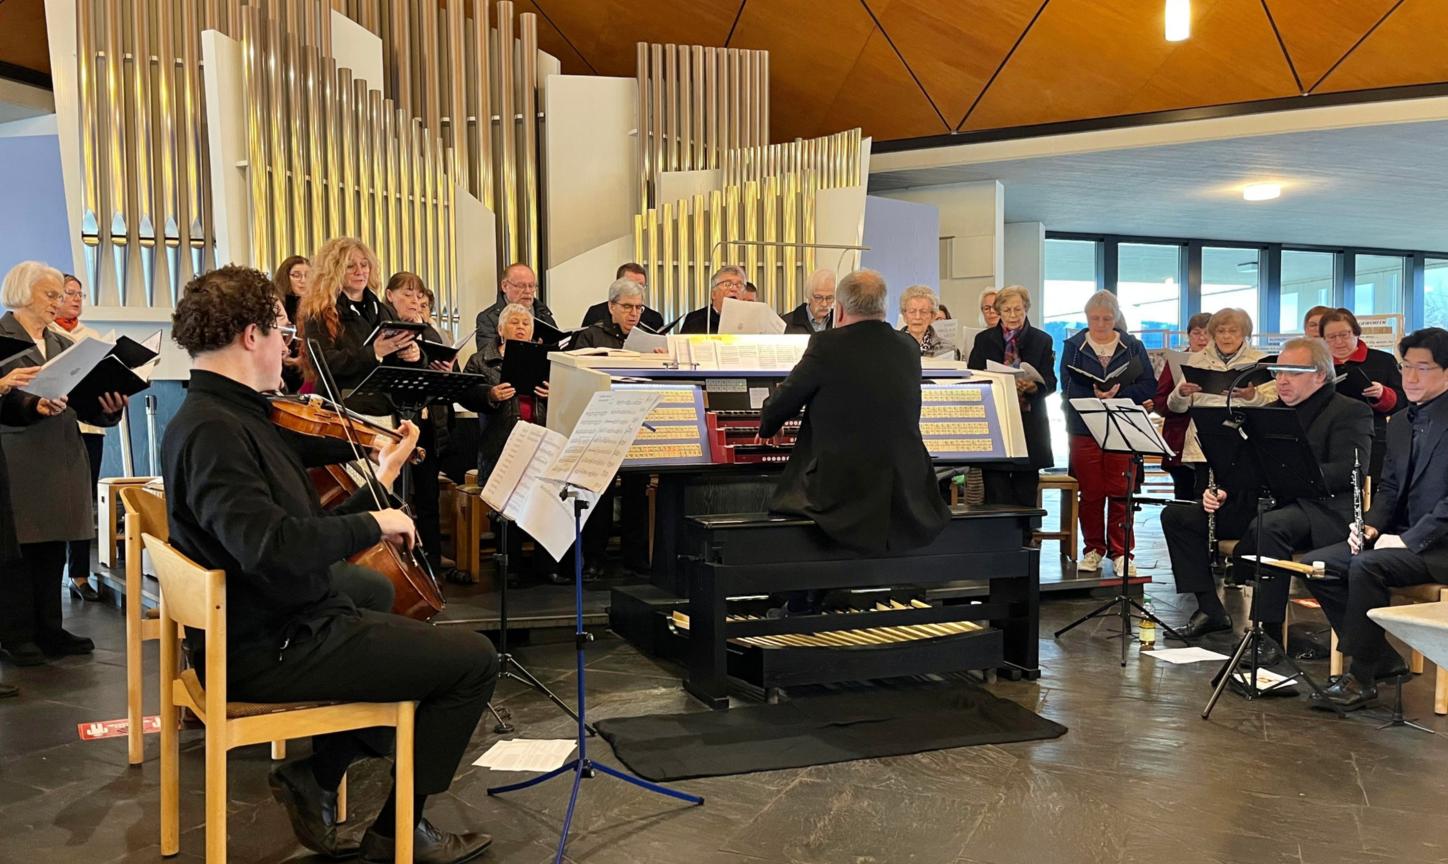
[1304,542,1446,662]
[0,541,69,644]
[981,468,1038,508]
[1160,472,1256,597]
[1230,501,1347,624]
[1166,465,1195,501]
[620,474,650,572]
[409,422,443,567]
[230,610,497,795]
[65,432,106,584]
[330,561,395,613]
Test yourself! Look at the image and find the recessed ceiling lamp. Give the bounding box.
[1243,183,1281,201]
[1165,0,1190,42]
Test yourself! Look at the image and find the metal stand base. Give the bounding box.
[1201,622,1344,719]
[1055,592,1188,666]
[1376,675,1435,734]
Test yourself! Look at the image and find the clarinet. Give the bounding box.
[1352,450,1364,557]
[1206,467,1218,560]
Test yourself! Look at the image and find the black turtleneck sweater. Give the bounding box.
[162,370,383,667]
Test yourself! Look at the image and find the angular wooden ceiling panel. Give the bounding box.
[0,0,52,78]
[531,0,740,78]
[963,0,1297,131]
[1315,0,1448,94]
[821,26,951,141]
[498,0,595,73]
[1262,0,1400,91]
[864,0,1043,129]
[728,0,880,143]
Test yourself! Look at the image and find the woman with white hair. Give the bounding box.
[1058,290,1158,575]
[0,261,126,667]
[899,285,956,359]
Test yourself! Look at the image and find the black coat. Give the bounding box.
[582,301,663,333]
[1365,393,1448,579]
[570,320,628,350]
[1280,385,1375,528]
[783,303,832,335]
[760,320,949,554]
[462,345,545,481]
[679,305,720,334]
[298,291,413,416]
[1335,345,1405,479]
[474,297,558,351]
[967,321,1056,469]
[0,389,46,563]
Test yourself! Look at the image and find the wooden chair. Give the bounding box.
[144,534,416,863]
[1035,472,1079,563]
[117,486,168,766]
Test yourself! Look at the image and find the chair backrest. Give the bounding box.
[118,485,169,542]
[141,534,223,634]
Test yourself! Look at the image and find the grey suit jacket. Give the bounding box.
[0,312,119,543]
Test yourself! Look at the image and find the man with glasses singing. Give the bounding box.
[1302,328,1448,710]
[680,265,745,334]
[474,262,557,351]
[785,268,836,334]
[572,277,650,350]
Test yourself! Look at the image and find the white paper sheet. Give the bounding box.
[1163,349,1189,386]
[481,422,600,561]
[717,297,786,335]
[21,335,116,400]
[1068,397,1175,457]
[933,317,962,348]
[623,326,670,354]
[1142,647,1231,664]
[473,738,578,773]
[1231,668,1295,691]
[543,390,663,494]
[986,360,1025,376]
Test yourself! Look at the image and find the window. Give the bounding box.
[1354,254,1406,317]
[1426,259,1448,329]
[1042,238,1099,351]
[1279,250,1335,333]
[1201,247,1261,324]
[1115,242,1182,348]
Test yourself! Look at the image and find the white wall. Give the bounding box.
[1003,221,1045,305]
[543,75,636,268]
[878,180,1003,316]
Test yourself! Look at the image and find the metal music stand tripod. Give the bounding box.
[489,484,703,864]
[1201,405,1346,718]
[1054,398,1187,665]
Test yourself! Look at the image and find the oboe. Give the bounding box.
[1352,449,1364,556]
[1206,467,1218,561]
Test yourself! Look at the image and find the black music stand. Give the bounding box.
[1200,406,1346,719]
[1054,398,1187,666]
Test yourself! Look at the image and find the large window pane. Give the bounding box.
[1042,238,1099,467]
[1116,242,1181,348]
[1426,258,1448,329]
[1280,250,1335,333]
[1354,254,1406,317]
[1201,247,1261,325]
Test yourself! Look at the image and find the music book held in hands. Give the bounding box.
[717,297,787,335]
[362,320,429,346]
[1066,357,1142,388]
[1333,364,1375,400]
[499,340,552,395]
[417,328,474,366]
[23,332,161,403]
[532,319,575,349]
[986,359,1045,384]
[0,334,37,367]
[1180,364,1273,395]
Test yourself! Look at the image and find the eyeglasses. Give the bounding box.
[612,302,645,313]
[275,324,298,344]
[1323,331,1355,342]
[1400,362,1442,375]
[505,279,538,291]
[980,305,996,313]
[714,279,744,289]
[62,289,84,299]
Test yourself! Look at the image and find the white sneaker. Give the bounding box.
[1079,550,1103,571]
[1114,556,1138,577]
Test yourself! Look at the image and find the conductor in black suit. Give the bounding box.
[759,269,949,555]
[579,263,664,333]
[1303,327,1448,710]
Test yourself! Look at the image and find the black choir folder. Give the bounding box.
[500,340,552,395]
[23,332,160,406]
[1066,358,1142,387]
[1180,364,1274,395]
[0,335,34,366]
[1333,364,1375,400]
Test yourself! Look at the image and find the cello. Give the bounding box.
[268,393,446,621]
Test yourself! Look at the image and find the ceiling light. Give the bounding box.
[1243,183,1281,201]
[1165,0,1190,42]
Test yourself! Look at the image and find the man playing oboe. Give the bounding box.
[1162,338,1372,652]
[1303,327,1448,710]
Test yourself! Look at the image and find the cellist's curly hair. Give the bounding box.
[171,265,281,357]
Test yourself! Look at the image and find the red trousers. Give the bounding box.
[1069,434,1136,559]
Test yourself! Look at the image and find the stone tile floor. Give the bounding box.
[3,516,1448,864]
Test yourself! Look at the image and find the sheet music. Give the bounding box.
[21,335,116,400]
[933,318,962,348]
[623,326,670,354]
[1069,397,1175,457]
[543,390,663,493]
[718,297,787,334]
[986,359,1044,384]
[1163,349,1188,385]
[481,422,600,560]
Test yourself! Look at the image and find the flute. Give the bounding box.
[1352,450,1364,557]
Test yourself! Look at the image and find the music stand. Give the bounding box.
[1055,398,1187,665]
[1200,406,1346,719]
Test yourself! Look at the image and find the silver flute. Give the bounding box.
[1206,467,1218,560]
[1352,449,1364,556]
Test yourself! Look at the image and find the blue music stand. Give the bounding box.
[487,483,703,863]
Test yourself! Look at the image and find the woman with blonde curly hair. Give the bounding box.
[296,237,419,416]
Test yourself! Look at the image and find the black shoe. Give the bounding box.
[1235,637,1283,669]
[359,819,492,864]
[35,629,94,656]
[441,567,473,586]
[1310,672,1378,711]
[0,682,16,698]
[68,579,102,602]
[268,757,359,859]
[1,642,46,666]
[1178,611,1233,639]
[547,570,572,586]
[583,563,605,584]
[1368,651,1410,682]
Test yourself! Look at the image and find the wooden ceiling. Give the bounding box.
[6,0,1447,142]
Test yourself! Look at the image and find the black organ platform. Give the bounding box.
[546,337,1041,707]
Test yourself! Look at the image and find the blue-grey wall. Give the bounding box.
[0,134,72,276]
[98,380,187,479]
[860,195,941,317]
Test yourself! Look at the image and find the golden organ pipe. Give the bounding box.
[645,210,658,319]
[743,180,758,278]
[803,173,817,275]
[77,0,101,299]
[661,201,674,324]
[354,78,373,253]
[708,189,722,273]
[762,176,777,301]
[497,2,518,265]
[181,0,207,275]
[636,42,648,212]
[103,0,129,304]
[471,0,492,208]
[632,215,645,292]
[649,43,662,208]
[678,45,691,171]
[384,99,401,273]
[423,128,437,299]
[703,47,716,170]
[155,0,181,304]
[337,67,355,237]
[411,118,425,289]
[397,108,414,281]
[242,8,269,268]
[288,33,309,263]
[760,51,770,144]
[446,0,467,194]
[423,0,443,150]
[323,57,342,239]
[664,44,677,172]
[388,0,411,117]
[370,89,386,273]
[692,192,706,314]
[691,45,705,171]
[783,171,798,312]
[305,46,325,256]
[520,13,539,271]
[266,7,290,258]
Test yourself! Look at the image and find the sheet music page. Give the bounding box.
[480,421,555,515]
[623,327,669,354]
[718,298,787,334]
[986,360,1025,376]
[715,342,762,369]
[21,334,117,401]
[480,421,599,560]
[543,390,663,493]
[757,341,804,370]
[933,318,962,347]
[1163,349,1188,385]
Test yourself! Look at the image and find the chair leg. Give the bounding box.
[126,608,144,766]
[206,730,228,863]
[1434,662,1448,716]
[159,683,180,856]
[1330,629,1343,677]
[271,739,286,760]
[1411,649,1426,675]
[337,773,347,824]
[394,705,416,864]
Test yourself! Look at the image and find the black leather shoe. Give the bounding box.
[1310,672,1378,711]
[359,819,492,864]
[35,629,94,656]
[583,563,605,584]
[268,758,359,859]
[1,642,46,666]
[0,682,17,698]
[1369,651,1409,682]
[1178,611,1233,639]
[68,579,102,602]
[547,570,572,586]
[1236,638,1283,669]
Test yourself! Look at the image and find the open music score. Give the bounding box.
[919,382,1006,459]
[615,383,711,467]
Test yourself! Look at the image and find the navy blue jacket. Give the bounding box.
[1058,329,1157,436]
[1367,393,1448,579]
